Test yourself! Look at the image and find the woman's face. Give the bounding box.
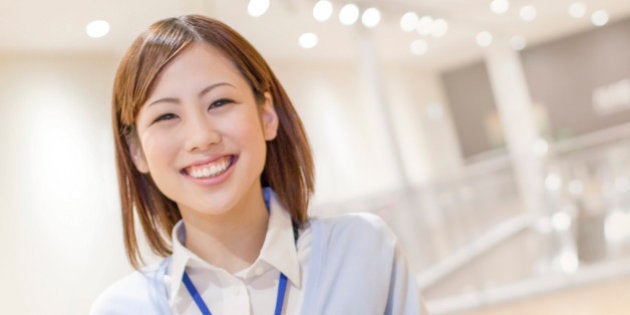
[131,43,278,217]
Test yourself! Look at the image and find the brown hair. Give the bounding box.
[112,15,314,268]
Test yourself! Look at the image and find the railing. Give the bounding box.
[311,122,630,314]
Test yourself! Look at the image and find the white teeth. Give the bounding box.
[187,157,231,179]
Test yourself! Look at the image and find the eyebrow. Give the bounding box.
[147,82,235,107]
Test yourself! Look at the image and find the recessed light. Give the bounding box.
[410,39,428,56]
[591,10,609,27]
[361,7,381,28]
[490,0,509,15]
[416,16,434,36]
[313,0,333,22]
[339,3,359,25]
[298,32,318,49]
[85,20,110,38]
[400,12,418,32]
[520,5,537,22]
[568,2,587,19]
[430,19,448,38]
[476,31,493,47]
[510,35,527,51]
[247,0,270,17]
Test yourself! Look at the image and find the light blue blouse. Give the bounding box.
[90,212,425,314]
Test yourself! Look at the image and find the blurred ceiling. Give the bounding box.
[1,0,630,70]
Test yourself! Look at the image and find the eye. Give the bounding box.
[209,98,234,109]
[152,113,177,124]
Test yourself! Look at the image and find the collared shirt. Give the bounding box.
[91,211,425,315]
[166,189,312,315]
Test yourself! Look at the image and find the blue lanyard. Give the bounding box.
[182,271,288,315]
[181,190,297,315]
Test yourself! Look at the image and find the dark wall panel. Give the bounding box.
[442,61,499,158]
[521,17,630,139]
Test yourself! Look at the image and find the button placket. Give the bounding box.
[222,274,250,315]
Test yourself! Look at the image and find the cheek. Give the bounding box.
[236,121,268,150]
[140,132,180,169]
[223,110,267,143]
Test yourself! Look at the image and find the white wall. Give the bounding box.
[0,53,131,314]
[0,52,461,314]
[382,63,463,183]
[272,59,462,206]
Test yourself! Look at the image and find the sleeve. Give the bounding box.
[352,212,426,314]
[305,213,427,315]
[89,291,133,315]
[385,239,428,315]
[89,284,145,315]
[89,270,170,315]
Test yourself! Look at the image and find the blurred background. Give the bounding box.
[1,0,630,314]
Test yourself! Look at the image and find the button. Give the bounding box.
[232,286,242,295]
[163,275,171,286]
[254,266,265,276]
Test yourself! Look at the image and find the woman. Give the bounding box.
[91,15,424,315]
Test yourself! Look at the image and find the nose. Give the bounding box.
[183,110,221,152]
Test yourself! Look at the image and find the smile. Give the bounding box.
[183,155,235,179]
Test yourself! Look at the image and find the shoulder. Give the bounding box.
[302,213,418,314]
[89,259,170,315]
[308,212,398,260]
[310,212,396,246]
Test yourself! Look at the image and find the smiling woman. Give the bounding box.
[90,14,424,315]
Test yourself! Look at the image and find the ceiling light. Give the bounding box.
[339,3,359,25]
[426,103,444,120]
[556,251,579,274]
[416,16,434,36]
[400,12,418,32]
[605,211,630,242]
[568,180,584,196]
[85,20,110,38]
[616,177,630,193]
[298,32,318,49]
[551,212,571,231]
[591,10,609,27]
[545,173,562,191]
[476,31,493,47]
[490,0,509,15]
[510,35,527,50]
[568,2,587,18]
[520,5,537,22]
[430,18,448,38]
[247,0,270,17]
[361,7,381,28]
[313,0,333,22]
[410,39,428,56]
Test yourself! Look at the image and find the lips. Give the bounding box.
[183,155,235,179]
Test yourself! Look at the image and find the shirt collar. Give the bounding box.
[166,188,301,306]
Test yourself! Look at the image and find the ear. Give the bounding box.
[260,92,279,141]
[127,135,150,174]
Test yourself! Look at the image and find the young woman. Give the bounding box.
[91,15,424,315]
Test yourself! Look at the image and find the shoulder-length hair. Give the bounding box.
[112,15,314,268]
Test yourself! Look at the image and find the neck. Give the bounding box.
[180,189,269,274]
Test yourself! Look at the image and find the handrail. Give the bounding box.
[416,213,534,290]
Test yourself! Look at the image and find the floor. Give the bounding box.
[456,274,630,315]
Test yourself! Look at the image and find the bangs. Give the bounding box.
[117,18,199,126]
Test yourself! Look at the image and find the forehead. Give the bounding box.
[148,42,247,98]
